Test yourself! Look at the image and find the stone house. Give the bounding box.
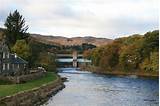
[0,40,28,76]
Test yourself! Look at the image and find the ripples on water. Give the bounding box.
[42,68,159,106]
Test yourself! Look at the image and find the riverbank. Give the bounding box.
[0,72,65,106]
[80,65,159,78]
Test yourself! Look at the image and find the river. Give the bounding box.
[42,68,159,106]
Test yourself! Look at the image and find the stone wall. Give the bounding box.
[0,71,46,84]
[0,78,65,106]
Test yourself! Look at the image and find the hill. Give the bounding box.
[0,28,112,47]
[31,34,112,47]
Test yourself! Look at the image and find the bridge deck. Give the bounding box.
[56,54,83,57]
[57,59,91,63]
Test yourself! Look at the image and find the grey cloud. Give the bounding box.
[0,0,158,39]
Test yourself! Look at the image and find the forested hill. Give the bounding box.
[84,30,159,74]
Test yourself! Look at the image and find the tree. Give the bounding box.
[4,10,29,47]
[119,44,142,71]
[12,40,31,60]
[82,43,96,51]
[83,49,92,59]
[35,52,57,72]
[140,51,159,72]
[99,43,119,71]
[114,34,142,46]
[141,30,159,57]
[91,47,104,66]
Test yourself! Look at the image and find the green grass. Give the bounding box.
[0,80,12,85]
[0,72,58,97]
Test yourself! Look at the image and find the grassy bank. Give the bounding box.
[80,65,159,78]
[0,72,58,97]
[97,70,159,78]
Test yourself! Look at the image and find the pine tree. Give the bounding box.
[4,10,29,47]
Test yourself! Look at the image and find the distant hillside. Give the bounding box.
[0,27,112,46]
[31,34,113,47]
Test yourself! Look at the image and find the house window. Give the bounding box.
[18,64,19,68]
[3,64,5,70]
[7,63,10,70]
[3,52,5,59]
[7,53,10,58]
[12,64,14,69]
[24,64,26,68]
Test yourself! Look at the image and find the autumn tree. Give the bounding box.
[119,44,142,71]
[81,30,159,73]
[99,43,119,71]
[11,40,31,60]
[83,49,92,59]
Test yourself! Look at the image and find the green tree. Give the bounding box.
[114,34,142,46]
[12,40,31,60]
[140,51,159,72]
[82,43,96,51]
[91,47,104,66]
[36,52,57,72]
[119,44,142,71]
[141,30,159,57]
[4,10,29,47]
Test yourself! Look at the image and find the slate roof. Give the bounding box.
[11,54,28,64]
[0,40,28,64]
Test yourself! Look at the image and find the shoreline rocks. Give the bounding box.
[0,77,65,106]
[61,77,68,82]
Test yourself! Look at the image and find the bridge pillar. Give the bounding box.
[72,51,78,67]
[73,60,77,68]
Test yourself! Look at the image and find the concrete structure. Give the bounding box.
[56,51,91,68]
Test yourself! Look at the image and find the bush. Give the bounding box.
[35,52,57,72]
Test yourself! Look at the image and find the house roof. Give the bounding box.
[11,54,28,64]
[0,41,28,64]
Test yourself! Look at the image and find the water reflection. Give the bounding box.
[43,68,159,106]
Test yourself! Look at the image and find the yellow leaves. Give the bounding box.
[11,40,31,60]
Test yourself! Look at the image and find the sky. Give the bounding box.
[0,0,158,39]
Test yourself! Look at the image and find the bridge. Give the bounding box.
[56,54,83,58]
[56,51,91,68]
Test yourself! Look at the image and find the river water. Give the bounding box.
[43,68,159,106]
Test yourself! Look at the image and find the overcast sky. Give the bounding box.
[0,0,158,39]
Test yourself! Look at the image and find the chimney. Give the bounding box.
[14,53,17,58]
